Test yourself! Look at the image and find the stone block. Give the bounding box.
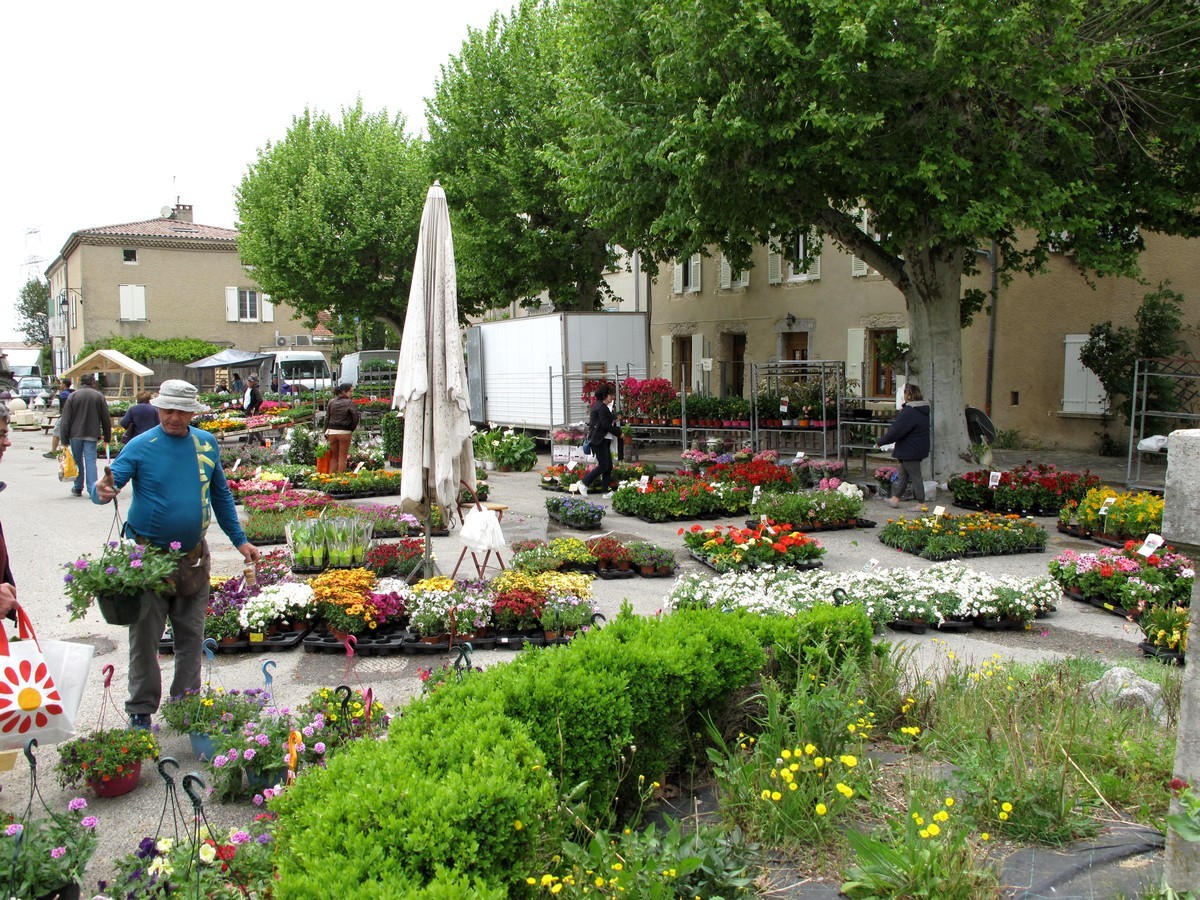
[1163,429,1200,546]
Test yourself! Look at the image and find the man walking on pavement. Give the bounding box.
[58,373,111,497]
[93,379,260,729]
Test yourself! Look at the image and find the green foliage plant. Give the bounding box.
[74,335,222,365]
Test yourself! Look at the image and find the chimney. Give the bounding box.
[173,204,194,223]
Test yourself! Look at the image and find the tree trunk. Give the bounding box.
[902,247,972,482]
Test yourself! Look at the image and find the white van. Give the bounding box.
[268,350,333,393]
[338,349,398,388]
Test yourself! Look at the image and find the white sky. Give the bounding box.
[0,0,507,342]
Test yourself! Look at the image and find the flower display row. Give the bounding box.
[507,536,676,576]
[286,516,373,569]
[878,512,1048,560]
[681,522,826,572]
[665,562,1059,628]
[304,468,403,497]
[613,476,742,521]
[405,571,597,639]
[1048,543,1194,613]
[1059,487,1163,543]
[750,482,866,530]
[948,462,1099,515]
[541,461,656,491]
[619,376,678,419]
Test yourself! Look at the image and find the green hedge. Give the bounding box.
[273,604,859,895]
[744,604,874,684]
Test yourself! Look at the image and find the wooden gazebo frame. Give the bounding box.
[62,349,153,403]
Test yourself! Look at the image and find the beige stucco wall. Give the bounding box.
[69,242,304,352]
[961,232,1200,451]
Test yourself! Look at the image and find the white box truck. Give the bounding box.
[262,350,334,392]
[465,312,648,433]
[338,349,398,390]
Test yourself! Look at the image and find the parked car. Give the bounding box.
[17,376,49,404]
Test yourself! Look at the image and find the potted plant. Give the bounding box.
[0,797,99,899]
[1138,604,1188,663]
[297,686,390,749]
[310,567,381,638]
[539,591,595,639]
[547,537,597,570]
[625,540,664,575]
[407,588,456,641]
[62,540,184,626]
[56,727,160,797]
[208,707,327,800]
[585,535,625,569]
[204,607,245,644]
[161,685,270,761]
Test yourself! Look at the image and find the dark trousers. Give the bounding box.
[893,458,926,502]
[581,439,614,490]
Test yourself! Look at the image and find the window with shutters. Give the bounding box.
[867,328,898,398]
[672,255,702,294]
[672,335,694,390]
[786,231,821,282]
[225,287,275,323]
[719,254,749,290]
[851,210,878,277]
[1062,334,1107,414]
[118,284,147,321]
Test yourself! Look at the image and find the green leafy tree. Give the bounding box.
[16,277,50,348]
[427,0,616,311]
[1079,284,1190,423]
[236,102,431,332]
[558,0,1200,476]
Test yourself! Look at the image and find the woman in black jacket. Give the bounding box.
[877,383,931,506]
[324,383,361,473]
[574,384,618,497]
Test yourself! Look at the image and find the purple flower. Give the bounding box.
[170,541,182,550]
[109,541,120,549]
[68,797,87,811]
[243,748,256,762]
[256,734,270,746]
[81,816,97,829]
[63,574,74,583]
[5,823,22,836]
[302,725,314,738]
[253,793,264,806]
[137,837,156,857]
[106,566,118,575]
[230,830,251,845]
[257,833,272,844]
[130,559,143,568]
[51,846,66,859]
[228,748,240,761]
[74,559,88,570]
[314,741,326,754]
[213,754,229,768]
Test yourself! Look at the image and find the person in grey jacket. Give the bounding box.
[876,383,931,506]
[58,373,112,497]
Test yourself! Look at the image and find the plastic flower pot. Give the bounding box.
[89,760,142,797]
[96,591,152,626]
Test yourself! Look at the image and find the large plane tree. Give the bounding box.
[559,0,1200,475]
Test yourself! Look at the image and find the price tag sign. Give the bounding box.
[759,514,776,535]
[353,462,366,474]
[933,505,946,518]
[231,459,241,473]
[639,475,650,487]
[370,394,378,402]
[861,558,879,573]
[1137,533,1165,557]
[988,471,1001,489]
[780,396,790,414]
[792,451,805,463]
[566,461,577,470]
[255,466,262,478]
[752,485,762,505]
[1098,497,1116,517]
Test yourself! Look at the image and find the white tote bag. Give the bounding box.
[0,607,93,749]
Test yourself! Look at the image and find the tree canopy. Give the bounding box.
[559,0,1200,474]
[16,277,50,347]
[427,0,616,311]
[235,102,431,332]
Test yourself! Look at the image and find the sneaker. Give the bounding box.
[42,451,56,459]
[577,482,589,497]
[602,492,614,499]
[129,714,152,731]
[70,490,82,497]
[885,496,900,508]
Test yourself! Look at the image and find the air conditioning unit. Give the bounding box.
[294,335,312,346]
[276,336,289,347]
[48,319,65,339]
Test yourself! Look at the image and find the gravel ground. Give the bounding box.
[0,432,1151,894]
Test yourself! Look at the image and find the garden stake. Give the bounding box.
[7,740,75,900]
[261,659,277,706]
[452,644,474,681]
[154,757,189,849]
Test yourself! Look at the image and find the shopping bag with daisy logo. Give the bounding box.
[0,606,93,749]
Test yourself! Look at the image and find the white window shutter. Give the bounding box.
[767,249,782,285]
[1062,334,1106,413]
[119,284,134,320]
[691,333,704,388]
[719,255,732,290]
[660,334,673,380]
[739,269,750,288]
[688,254,702,292]
[846,328,866,388]
[897,327,909,345]
[226,287,239,321]
[133,285,147,320]
[806,230,821,279]
[851,255,869,278]
[672,262,683,294]
[261,294,274,322]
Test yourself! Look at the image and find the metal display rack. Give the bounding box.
[1126,357,1200,491]
[749,360,845,459]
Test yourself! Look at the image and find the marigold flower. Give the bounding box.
[815,803,827,815]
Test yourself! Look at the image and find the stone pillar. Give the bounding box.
[1163,429,1200,889]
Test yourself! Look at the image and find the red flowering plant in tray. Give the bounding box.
[243,490,337,514]
[491,589,545,631]
[679,522,825,572]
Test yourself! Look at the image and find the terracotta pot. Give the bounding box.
[616,560,632,571]
[639,564,655,576]
[89,760,142,798]
[316,454,331,474]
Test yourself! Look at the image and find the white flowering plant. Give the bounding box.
[238,582,315,632]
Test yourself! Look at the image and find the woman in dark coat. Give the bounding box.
[120,390,160,442]
[876,383,931,506]
[574,384,618,497]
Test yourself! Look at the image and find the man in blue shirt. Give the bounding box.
[94,379,260,729]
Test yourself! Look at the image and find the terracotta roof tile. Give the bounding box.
[79,218,238,241]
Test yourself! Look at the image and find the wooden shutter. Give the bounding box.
[719,255,732,290]
[132,285,146,319]
[691,333,705,389]
[1062,334,1106,413]
[767,239,782,285]
[119,284,146,320]
[261,294,274,322]
[660,333,672,380]
[119,284,133,320]
[739,268,750,288]
[226,287,239,321]
[672,262,683,294]
[806,230,821,279]
[845,328,866,390]
[687,254,702,293]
